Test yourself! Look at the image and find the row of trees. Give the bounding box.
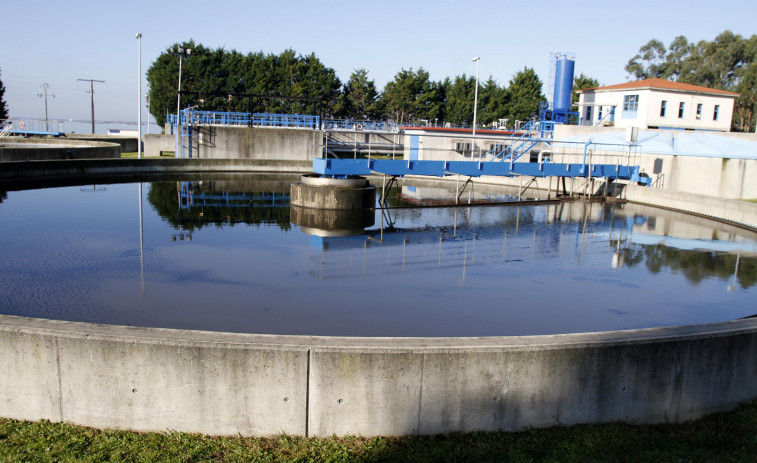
[0,67,8,120]
[625,31,757,131]
[146,41,546,128]
[145,30,756,131]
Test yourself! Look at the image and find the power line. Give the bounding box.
[77,78,105,134]
[36,83,55,132]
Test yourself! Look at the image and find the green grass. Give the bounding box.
[1,400,756,462]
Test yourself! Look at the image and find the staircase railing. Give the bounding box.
[593,111,615,127]
[0,121,12,138]
[481,120,555,162]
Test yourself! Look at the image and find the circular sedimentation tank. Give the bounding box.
[0,159,755,437]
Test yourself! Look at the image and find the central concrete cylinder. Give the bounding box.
[290,174,376,210]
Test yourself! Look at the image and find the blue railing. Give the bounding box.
[322,120,402,132]
[479,120,556,162]
[253,113,319,129]
[168,111,319,130]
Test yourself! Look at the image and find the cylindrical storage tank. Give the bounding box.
[553,56,575,112]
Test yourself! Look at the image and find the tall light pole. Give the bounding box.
[37,83,54,132]
[146,92,151,134]
[136,33,142,159]
[471,57,480,159]
[77,79,105,134]
[169,46,191,158]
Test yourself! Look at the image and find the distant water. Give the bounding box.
[9,119,162,136]
[1,174,755,337]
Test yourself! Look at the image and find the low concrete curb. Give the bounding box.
[1,315,755,437]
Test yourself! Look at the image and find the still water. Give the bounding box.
[1,174,755,337]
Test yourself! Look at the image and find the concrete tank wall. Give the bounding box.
[0,159,312,186]
[198,126,321,160]
[66,134,139,153]
[0,137,121,161]
[144,127,321,160]
[1,315,755,437]
[624,184,757,228]
[143,134,175,157]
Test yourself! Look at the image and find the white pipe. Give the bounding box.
[136,33,142,159]
[471,57,480,160]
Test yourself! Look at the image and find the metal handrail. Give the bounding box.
[170,111,320,130]
[0,120,13,137]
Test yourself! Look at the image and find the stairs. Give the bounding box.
[481,121,552,162]
[0,121,12,138]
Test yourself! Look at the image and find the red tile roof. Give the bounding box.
[579,78,739,97]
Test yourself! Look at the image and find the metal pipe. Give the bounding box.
[136,33,142,159]
[472,57,480,160]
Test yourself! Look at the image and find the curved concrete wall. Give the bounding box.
[0,137,121,161]
[1,315,755,437]
[1,160,756,437]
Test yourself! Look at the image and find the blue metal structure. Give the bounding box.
[179,182,289,209]
[553,55,575,112]
[310,206,645,252]
[481,121,553,162]
[169,110,320,130]
[312,157,649,184]
[322,120,401,132]
[541,53,580,125]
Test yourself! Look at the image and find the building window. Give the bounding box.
[660,100,667,117]
[714,105,720,121]
[454,142,471,155]
[678,102,685,118]
[623,95,639,119]
[623,95,639,111]
[585,107,592,121]
[696,103,703,120]
[598,106,603,121]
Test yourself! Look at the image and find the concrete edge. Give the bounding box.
[2,313,756,352]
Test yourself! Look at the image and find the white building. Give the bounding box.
[577,79,738,132]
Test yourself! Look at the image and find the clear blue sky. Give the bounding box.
[3,0,755,124]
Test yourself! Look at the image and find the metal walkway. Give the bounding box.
[313,158,650,184]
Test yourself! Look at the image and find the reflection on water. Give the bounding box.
[0,174,755,337]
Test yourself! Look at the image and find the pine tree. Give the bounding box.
[0,67,8,120]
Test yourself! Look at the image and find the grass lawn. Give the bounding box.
[1,400,755,462]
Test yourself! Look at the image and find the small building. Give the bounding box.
[577,79,738,132]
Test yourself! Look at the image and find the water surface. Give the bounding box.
[1,174,755,336]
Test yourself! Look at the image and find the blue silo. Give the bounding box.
[553,55,575,112]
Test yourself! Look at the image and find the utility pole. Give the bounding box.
[37,83,55,132]
[77,78,105,134]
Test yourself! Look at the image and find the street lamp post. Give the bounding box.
[169,46,191,158]
[146,92,151,134]
[472,57,480,160]
[136,33,142,159]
